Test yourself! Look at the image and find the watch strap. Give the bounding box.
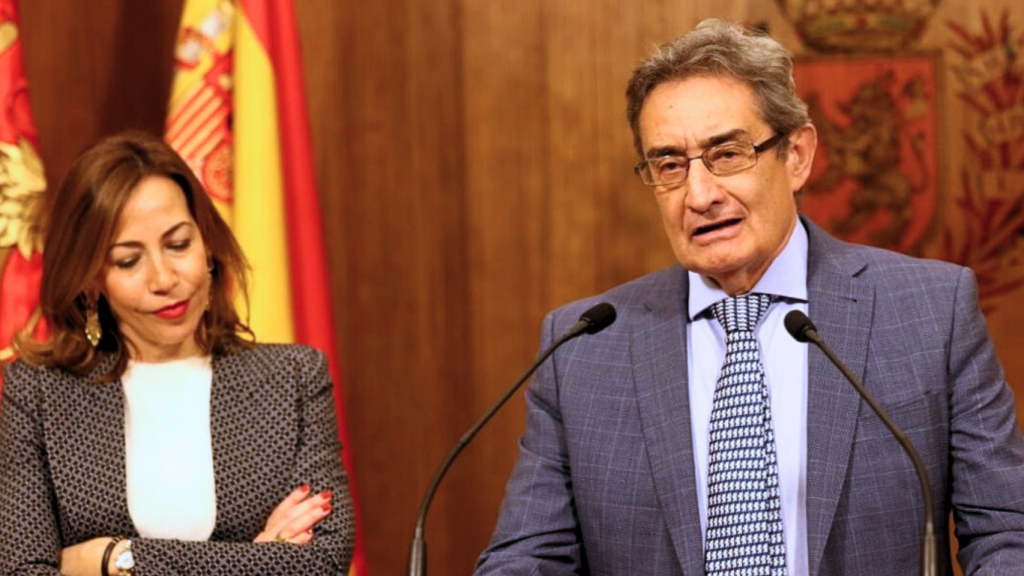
[101,536,123,576]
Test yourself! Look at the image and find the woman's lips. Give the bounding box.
[154,300,190,320]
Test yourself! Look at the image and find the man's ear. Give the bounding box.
[786,123,817,192]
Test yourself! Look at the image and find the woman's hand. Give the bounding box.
[59,536,120,576]
[254,484,333,545]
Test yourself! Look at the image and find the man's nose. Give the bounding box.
[684,161,724,212]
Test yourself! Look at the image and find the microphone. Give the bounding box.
[407,302,617,576]
[784,310,937,576]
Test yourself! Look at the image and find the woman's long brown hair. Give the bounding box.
[15,131,254,381]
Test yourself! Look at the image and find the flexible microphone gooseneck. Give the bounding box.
[407,303,618,576]
[784,310,937,576]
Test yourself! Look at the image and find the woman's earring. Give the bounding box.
[85,303,102,348]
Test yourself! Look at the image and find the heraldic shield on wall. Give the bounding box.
[795,54,940,255]
[775,0,1024,313]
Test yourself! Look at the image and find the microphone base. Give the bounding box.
[921,529,937,576]
[408,537,426,576]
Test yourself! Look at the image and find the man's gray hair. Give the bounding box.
[625,19,810,157]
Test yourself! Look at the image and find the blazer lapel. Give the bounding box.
[209,350,260,536]
[802,221,874,576]
[630,267,706,575]
[58,357,135,537]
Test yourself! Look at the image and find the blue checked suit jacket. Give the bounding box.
[475,218,1024,576]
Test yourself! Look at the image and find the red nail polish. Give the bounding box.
[320,490,332,500]
[322,502,332,512]
[300,483,310,493]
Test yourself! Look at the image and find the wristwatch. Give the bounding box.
[114,539,136,576]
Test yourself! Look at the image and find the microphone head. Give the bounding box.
[784,310,817,343]
[579,303,617,334]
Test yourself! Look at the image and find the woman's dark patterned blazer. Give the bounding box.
[0,344,355,575]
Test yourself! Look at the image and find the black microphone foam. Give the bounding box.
[784,310,817,343]
[580,303,617,334]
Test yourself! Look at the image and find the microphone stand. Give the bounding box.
[786,311,937,576]
[408,304,616,576]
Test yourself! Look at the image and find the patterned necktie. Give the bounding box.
[704,294,787,576]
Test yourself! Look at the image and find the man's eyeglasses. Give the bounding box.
[634,132,787,187]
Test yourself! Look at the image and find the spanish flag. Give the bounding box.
[166,1,365,572]
[0,0,47,390]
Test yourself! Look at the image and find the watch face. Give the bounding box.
[115,550,135,570]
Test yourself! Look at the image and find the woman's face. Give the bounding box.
[99,175,211,362]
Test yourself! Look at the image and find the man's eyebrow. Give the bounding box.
[643,128,753,159]
[643,145,686,159]
[702,128,751,148]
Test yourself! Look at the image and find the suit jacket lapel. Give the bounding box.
[630,267,706,575]
[802,220,874,576]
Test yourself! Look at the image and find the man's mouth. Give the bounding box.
[693,218,741,237]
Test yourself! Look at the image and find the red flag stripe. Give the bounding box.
[236,2,366,573]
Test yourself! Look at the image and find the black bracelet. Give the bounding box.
[101,537,123,576]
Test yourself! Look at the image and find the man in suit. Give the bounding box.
[474,19,1024,576]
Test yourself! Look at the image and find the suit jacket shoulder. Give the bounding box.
[805,217,965,287]
[543,266,687,336]
[213,343,328,392]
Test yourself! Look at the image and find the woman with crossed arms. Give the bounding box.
[0,132,354,575]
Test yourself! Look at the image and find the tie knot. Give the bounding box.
[712,294,774,333]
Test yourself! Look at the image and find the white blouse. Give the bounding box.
[122,356,216,540]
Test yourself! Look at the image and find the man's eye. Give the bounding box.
[708,145,748,163]
[655,158,686,173]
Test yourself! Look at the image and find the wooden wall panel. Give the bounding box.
[457,2,551,571]
[22,0,178,180]
[297,0,474,571]
[15,1,1024,575]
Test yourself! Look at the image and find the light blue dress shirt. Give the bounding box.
[687,220,809,576]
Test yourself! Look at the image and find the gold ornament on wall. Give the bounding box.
[775,0,945,53]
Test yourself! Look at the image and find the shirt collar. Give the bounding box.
[687,219,809,320]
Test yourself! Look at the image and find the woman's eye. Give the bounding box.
[114,257,139,270]
[169,238,192,251]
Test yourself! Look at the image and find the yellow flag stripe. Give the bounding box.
[232,8,294,343]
